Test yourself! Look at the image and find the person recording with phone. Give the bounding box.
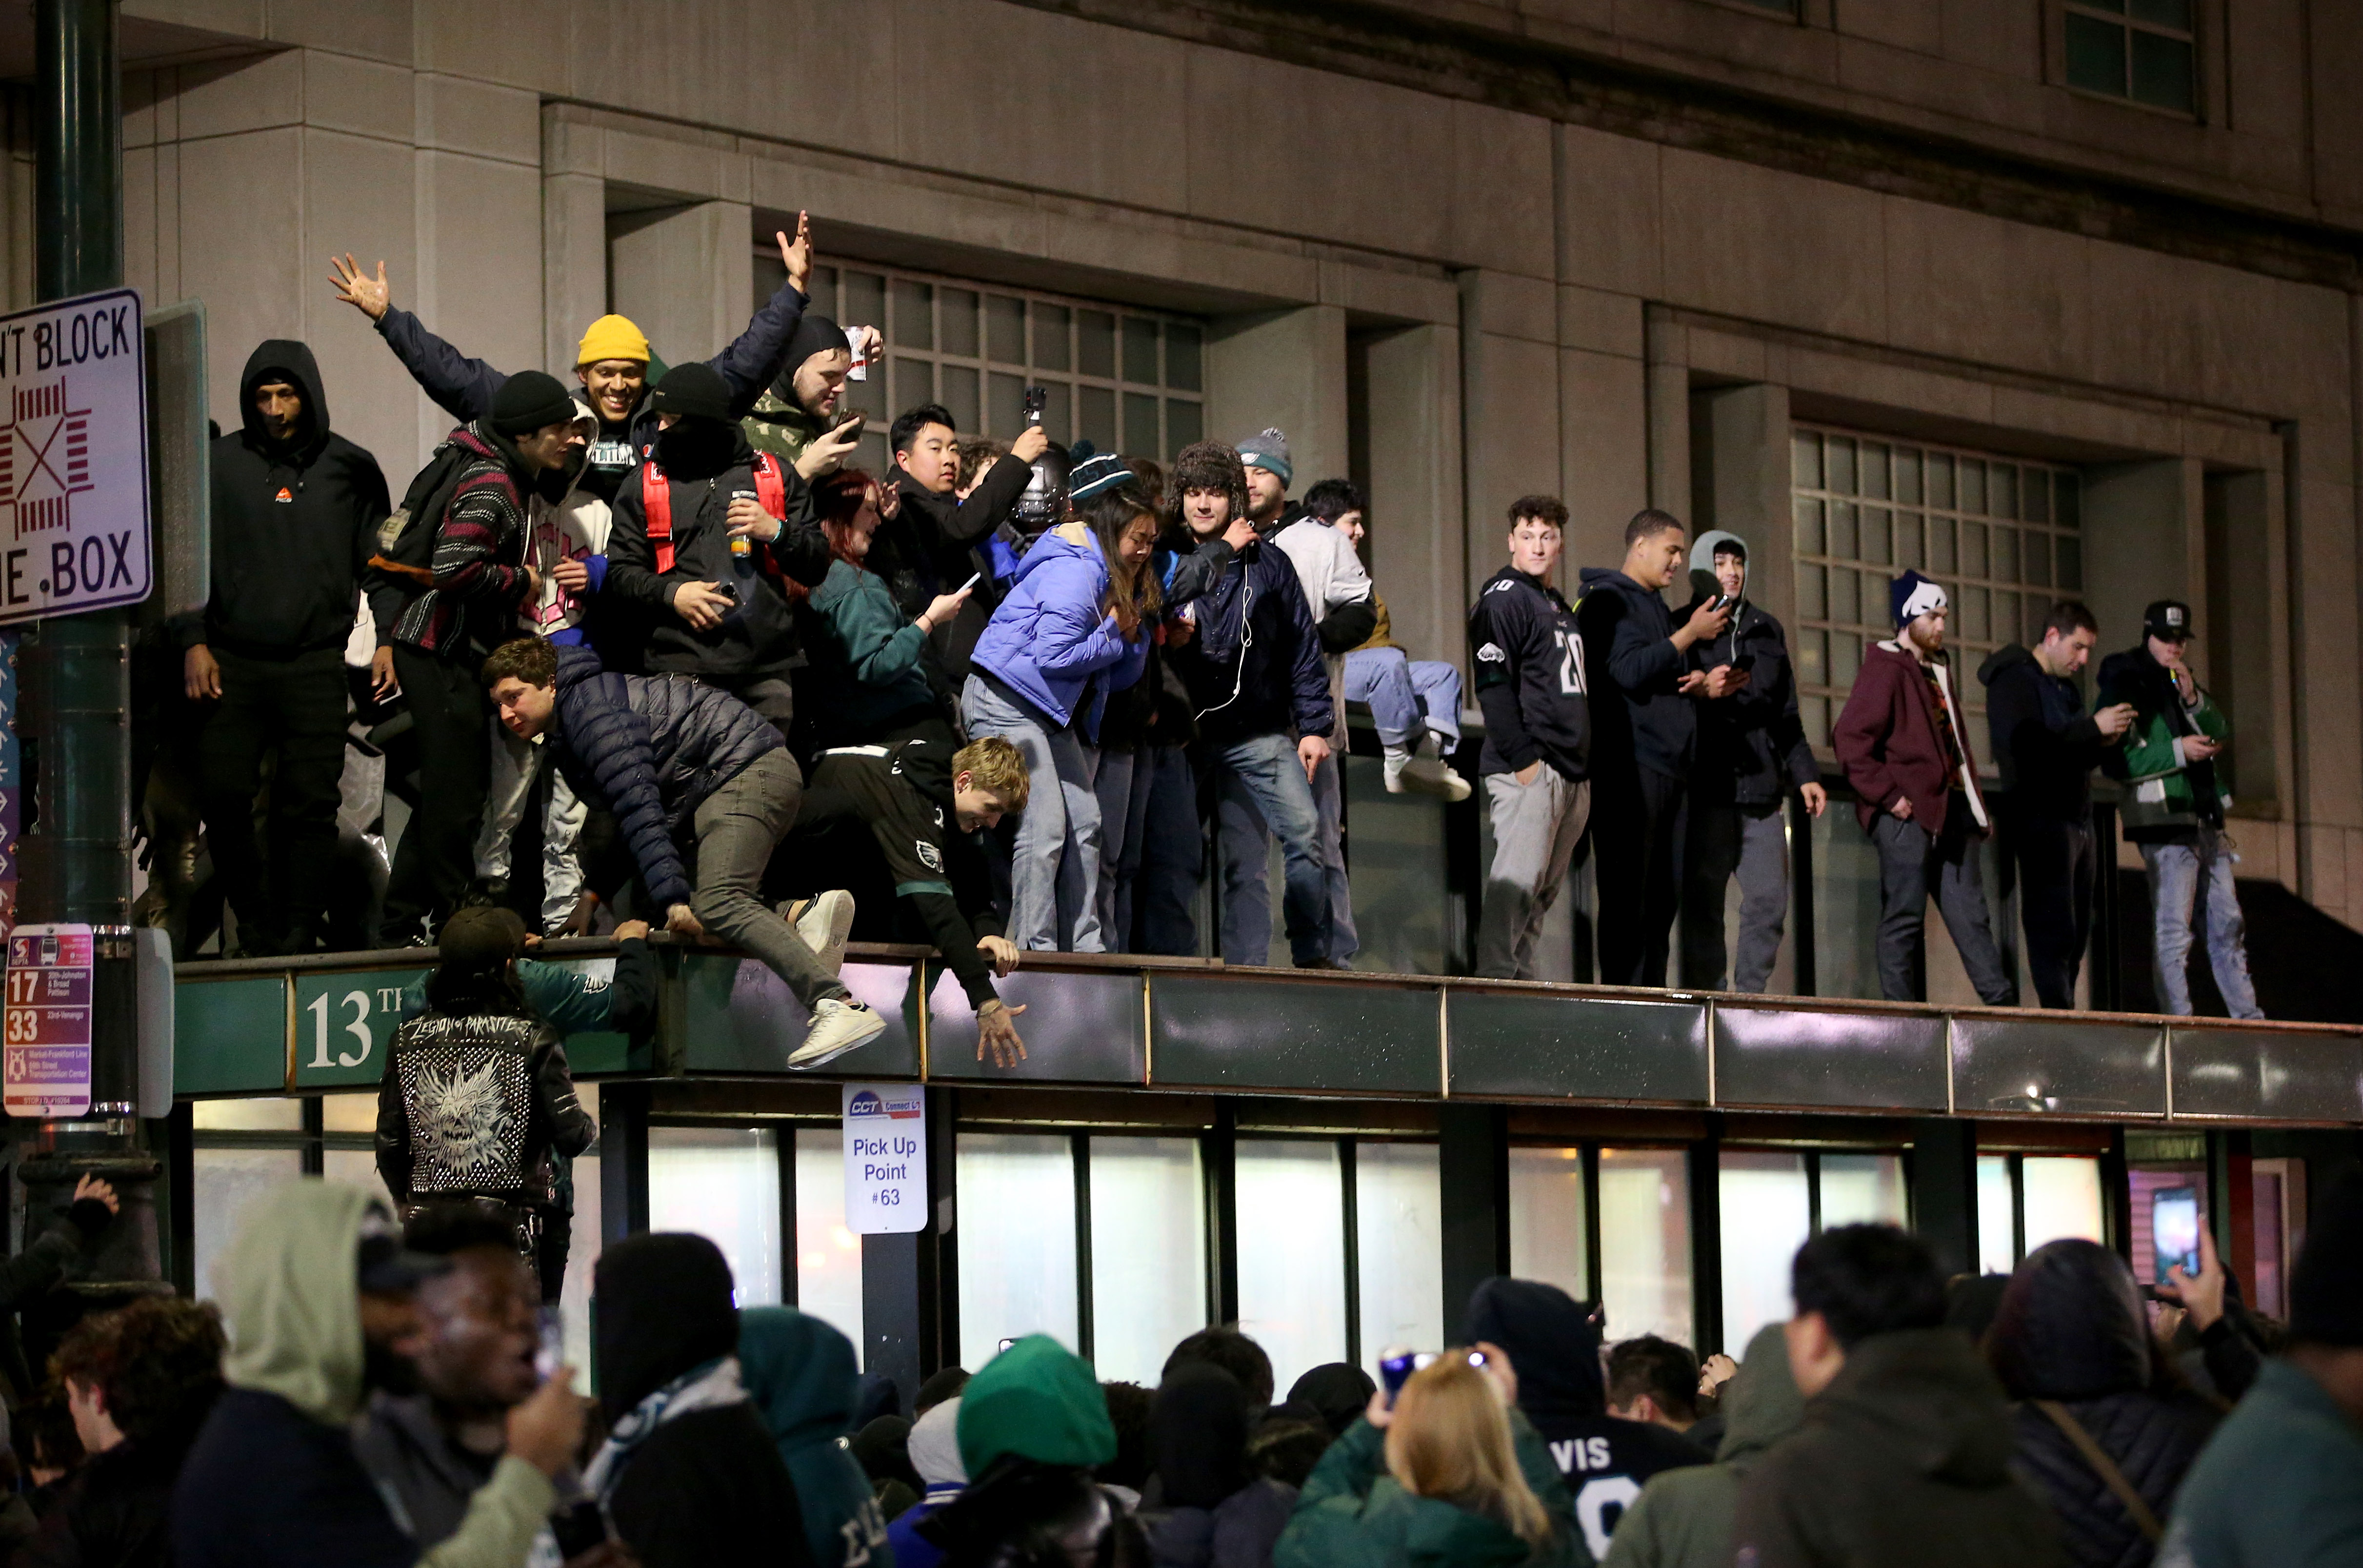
[741,311,884,482]
[351,1203,633,1568]
[1676,529,1826,994]
[875,402,1047,682]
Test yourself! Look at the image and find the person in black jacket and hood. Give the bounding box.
[1984,1239,2220,1568]
[604,363,835,730]
[1462,1277,1708,1561]
[1977,603,2136,1009]
[1578,510,1733,988]
[586,1232,817,1568]
[1142,1364,1297,1568]
[1676,530,1826,993]
[180,341,390,954]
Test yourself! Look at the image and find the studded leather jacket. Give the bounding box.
[375,1004,595,1207]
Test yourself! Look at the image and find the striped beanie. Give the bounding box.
[1067,441,1135,505]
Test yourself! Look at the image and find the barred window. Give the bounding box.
[755,253,1205,478]
[1790,425,2083,750]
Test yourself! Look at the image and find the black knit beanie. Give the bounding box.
[2290,1170,2363,1347]
[649,362,733,425]
[490,370,575,436]
[771,313,850,402]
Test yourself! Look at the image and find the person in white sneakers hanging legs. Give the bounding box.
[479,634,885,1068]
[1305,479,1472,802]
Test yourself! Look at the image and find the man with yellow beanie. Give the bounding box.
[331,213,819,509]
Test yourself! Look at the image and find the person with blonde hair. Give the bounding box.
[1275,1347,1584,1568]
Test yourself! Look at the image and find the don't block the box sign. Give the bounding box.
[0,288,150,626]
[842,1082,926,1234]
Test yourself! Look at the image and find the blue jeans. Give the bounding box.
[2141,830,2263,1018]
[1135,744,1200,955]
[1343,648,1461,752]
[1207,733,1333,966]
[961,673,1103,952]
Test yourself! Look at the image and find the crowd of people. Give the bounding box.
[2,1156,2354,1567]
[154,213,2260,1026]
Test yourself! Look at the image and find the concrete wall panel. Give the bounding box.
[302,129,419,482]
[1556,123,1660,300]
[175,49,302,141]
[415,74,538,164]
[610,200,752,369]
[1657,149,1887,343]
[415,149,541,455]
[177,126,303,428]
[304,49,413,144]
[258,0,415,65]
[1364,323,1465,673]
[1204,303,1348,503]
[1557,346,1647,571]
[1450,101,1554,281]
[1182,45,1454,259]
[892,0,1186,213]
[1881,196,2090,382]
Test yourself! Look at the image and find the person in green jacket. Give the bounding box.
[2095,599,2261,1019]
[791,469,973,753]
[2159,1170,2363,1568]
[1275,1348,1591,1568]
[1602,1323,1802,1568]
[740,1307,893,1568]
[741,313,877,477]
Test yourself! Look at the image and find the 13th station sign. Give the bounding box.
[0,289,151,625]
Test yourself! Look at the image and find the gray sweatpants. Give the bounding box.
[689,748,846,1011]
[1871,805,2016,1006]
[1478,769,1589,980]
[1681,800,1789,993]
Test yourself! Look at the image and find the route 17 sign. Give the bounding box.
[0,289,150,625]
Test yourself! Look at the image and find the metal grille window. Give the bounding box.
[755,253,1205,478]
[2064,0,2196,116]
[1790,425,2083,750]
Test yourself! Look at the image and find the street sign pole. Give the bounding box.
[15,0,160,1306]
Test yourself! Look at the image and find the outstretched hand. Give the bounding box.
[328,254,393,322]
[977,1000,1028,1068]
[779,212,813,295]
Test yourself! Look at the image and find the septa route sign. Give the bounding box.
[0,288,150,625]
[4,923,94,1118]
[842,1082,926,1235]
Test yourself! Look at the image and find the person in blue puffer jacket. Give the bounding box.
[961,444,1157,952]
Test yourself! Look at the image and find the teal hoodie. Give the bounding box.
[1274,1414,1593,1568]
[739,1307,895,1568]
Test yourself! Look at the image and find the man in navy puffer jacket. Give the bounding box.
[481,635,884,1068]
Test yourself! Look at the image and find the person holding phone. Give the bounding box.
[786,468,973,754]
[2097,600,2263,1019]
[1978,602,2137,1011]
[1677,529,1826,994]
[963,448,1157,952]
[741,311,883,482]
[875,402,1048,683]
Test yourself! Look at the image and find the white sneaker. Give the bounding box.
[1382,745,1414,793]
[1400,755,1473,802]
[788,997,886,1069]
[783,889,856,974]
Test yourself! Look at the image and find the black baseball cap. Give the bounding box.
[356,1203,450,1295]
[2144,600,2194,642]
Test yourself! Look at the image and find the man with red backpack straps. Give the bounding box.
[604,363,835,731]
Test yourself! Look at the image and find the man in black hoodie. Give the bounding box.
[1462,1277,1709,1561]
[181,342,390,954]
[1579,510,1733,987]
[605,363,835,729]
[1730,1225,2066,1568]
[1977,602,2134,1009]
[589,1233,817,1568]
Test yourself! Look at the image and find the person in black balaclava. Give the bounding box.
[586,1232,816,1568]
[1141,1364,1297,1568]
[178,341,391,955]
[1461,1276,1709,1561]
[603,362,835,731]
[742,311,877,482]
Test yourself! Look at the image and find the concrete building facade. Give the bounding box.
[11,0,2358,977]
